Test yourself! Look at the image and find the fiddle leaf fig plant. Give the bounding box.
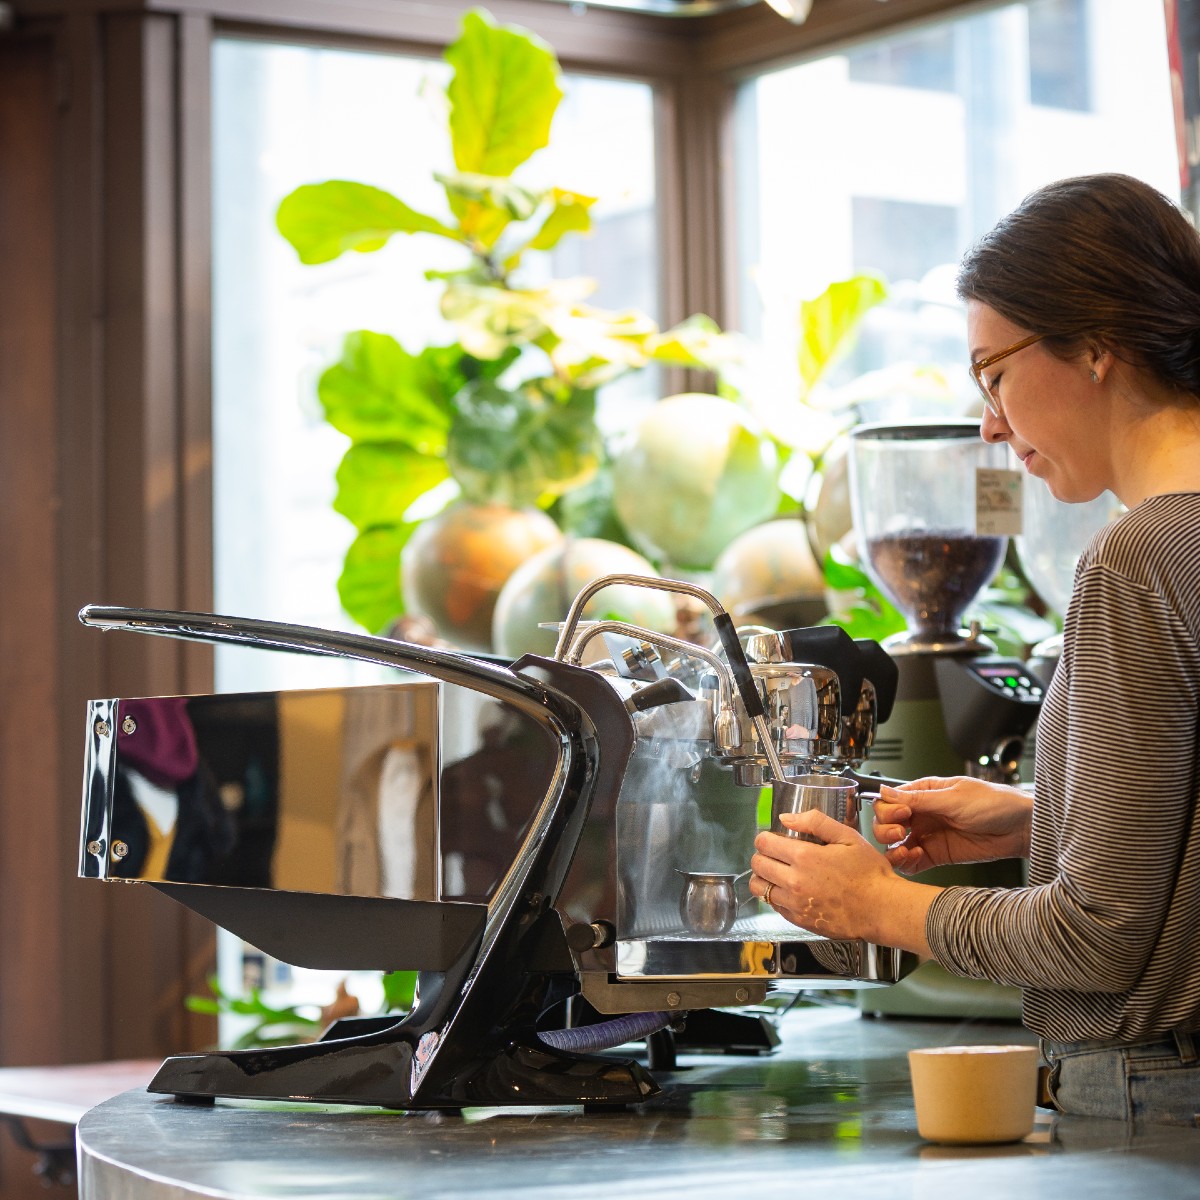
[276,8,731,633]
[797,273,889,400]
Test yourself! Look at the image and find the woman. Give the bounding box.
[749,173,1200,1126]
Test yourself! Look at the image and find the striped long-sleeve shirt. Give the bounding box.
[926,492,1200,1043]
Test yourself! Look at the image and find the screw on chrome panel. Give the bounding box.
[86,840,104,856]
[94,719,111,738]
[666,992,681,1008]
[121,716,137,735]
[111,841,129,860]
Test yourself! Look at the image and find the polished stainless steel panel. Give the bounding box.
[615,755,757,940]
[79,699,118,879]
[836,679,878,768]
[770,773,859,842]
[80,684,441,899]
[720,662,841,784]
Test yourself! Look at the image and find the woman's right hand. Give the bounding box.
[869,776,1033,874]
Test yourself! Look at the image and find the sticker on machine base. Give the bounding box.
[975,467,1023,536]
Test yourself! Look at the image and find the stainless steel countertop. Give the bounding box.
[76,1006,1200,1200]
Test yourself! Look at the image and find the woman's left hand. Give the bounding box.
[749,809,934,953]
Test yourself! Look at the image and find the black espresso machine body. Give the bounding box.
[76,581,915,1111]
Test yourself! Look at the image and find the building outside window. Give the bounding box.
[736,0,1175,425]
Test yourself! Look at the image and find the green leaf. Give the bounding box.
[184,997,221,1015]
[445,9,563,178]
[542,301,661,386]
[774,489,803,518]
[447,377,603,507]
[319,333,468,452]
[548,464,634,546]
[276,181,459,265]
[338,524,420,633]
[334,444,450,530]
[822,600,907,642]
[436,170,543,251]
[646,313,742,374]
[822,546,874,591]
[441,281,558,359]
[968,598,1057,654]
[821,546,907,640]
[525,188,596,252]
[436,171,543,221]
[798,273,888,397]
[381,970,418,1012]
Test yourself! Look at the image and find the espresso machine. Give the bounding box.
[76,575,914,1110]
[848,421,1043,1019]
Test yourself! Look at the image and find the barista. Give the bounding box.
[748,173,1200,1126]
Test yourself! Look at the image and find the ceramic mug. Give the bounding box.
[907,1044,1039,1144]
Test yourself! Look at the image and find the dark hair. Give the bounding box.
[957,173,1200,400]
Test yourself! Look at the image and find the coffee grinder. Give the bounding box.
[848,420,1042,1018]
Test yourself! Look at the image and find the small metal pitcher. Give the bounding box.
[675,868,753,936]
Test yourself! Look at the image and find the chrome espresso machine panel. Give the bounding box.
[75,579,914,1110]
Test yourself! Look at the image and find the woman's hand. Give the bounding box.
[749,811,934,954]
[869,776,1032,875]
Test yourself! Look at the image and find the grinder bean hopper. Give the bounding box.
[76,575,912,1110]
[849,420,1042,786]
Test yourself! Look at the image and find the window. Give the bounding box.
[847,24,956,93]
[212,38,658,695]
[1029,0,1091,111]
[735,0,1175,410]
[851,197,958,288]
[210,34,659,1034]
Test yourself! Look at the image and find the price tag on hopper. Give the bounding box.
[975,467,1023,536]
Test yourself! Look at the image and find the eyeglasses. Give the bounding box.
[969,333,1045,417]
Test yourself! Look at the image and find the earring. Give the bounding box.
[1090,370,1099,382]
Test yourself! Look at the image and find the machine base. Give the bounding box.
[149,1023,660,1111]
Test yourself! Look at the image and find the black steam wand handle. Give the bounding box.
[713,611,787,782]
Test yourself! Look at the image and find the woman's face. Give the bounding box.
[968,301,1111,503]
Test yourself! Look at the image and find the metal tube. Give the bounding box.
[563,619,734,711]
[551,573,729,662]
[79,605,553,726]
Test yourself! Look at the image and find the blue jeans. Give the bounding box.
[1041,1028,1200,1127]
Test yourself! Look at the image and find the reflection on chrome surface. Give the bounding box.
[81,678,563,904]
[82,685,442,899]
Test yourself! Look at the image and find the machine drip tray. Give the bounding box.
[616,918,911,987]
[629,914,828,944]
